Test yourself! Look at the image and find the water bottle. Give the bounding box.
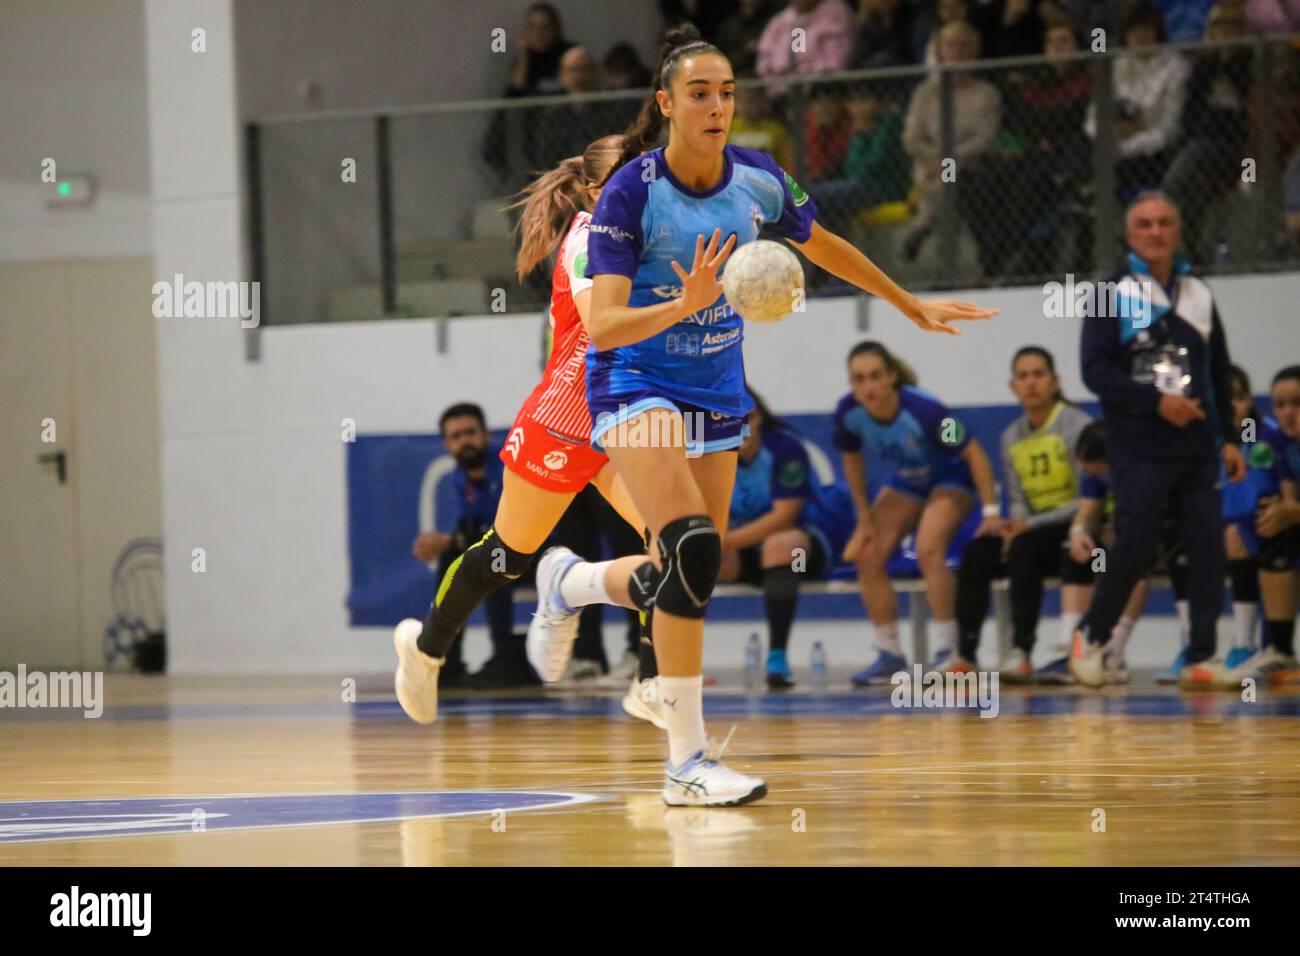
[1214,239,1230,269]
[810,641,828,692]
[743,632,762,691]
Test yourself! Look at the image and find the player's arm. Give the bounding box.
[587,229,735,350]
[960,440,1001,537]
[1068,496,1101,562]
[725,498,804,551]
[789,222,997,335]
[1257,479,1300,537]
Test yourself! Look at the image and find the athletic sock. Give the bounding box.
[1227,558,1261,650]
[558,559,613,608]
[872,621,901,656]
[1059,611,1083,650]
[1233,603,1260,650]
[1175,601,1191,648]
[931,619,957,657]
[1108,616,1136,658]
[762,566,800,653]
[659,675,707,767]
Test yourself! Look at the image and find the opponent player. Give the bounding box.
[525,24,996,807]
[832,341,1000,684]
[392,135,659,724]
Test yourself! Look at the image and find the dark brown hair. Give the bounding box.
[847,340,918,388]
[507,135,624,281]
[615,23,727,170]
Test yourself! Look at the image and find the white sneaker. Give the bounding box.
[1102,652,1130,684]
[393,618,442,724]
[622,676,668,730]
[526,547,582,683]
[999,648,1033,683]
[663,742,767,808]
[1068,630,1105,688]
[597,649,641,688]
[553,657,603,688]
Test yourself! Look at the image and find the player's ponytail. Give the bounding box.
[848,340,918,389]
[507,135,624,281]
[616,23,724,170]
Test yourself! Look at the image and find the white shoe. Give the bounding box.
[663,739,767,808]
[553,657,603,688]
[999,648,1033,683]
[1102,652,1130,684]
[526,547,583,683]
[1068,630,1105,688]
[393,618,442,724]
[597,649,641,688]
[622,676,668,730]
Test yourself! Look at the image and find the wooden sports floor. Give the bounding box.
[3,672,1299,866]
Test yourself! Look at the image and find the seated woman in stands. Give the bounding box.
[717,388,853,689]
[832,341,998,684]
[952,347,1094,682]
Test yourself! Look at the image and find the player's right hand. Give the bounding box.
[1069,531,1094,564]
[670,228,736,319]
[1158,394,1205,427]
[843,517,875,563]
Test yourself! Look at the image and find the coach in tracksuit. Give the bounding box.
[1069,191,1246,689]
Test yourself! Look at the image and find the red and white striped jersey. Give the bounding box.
[524,210,595,444]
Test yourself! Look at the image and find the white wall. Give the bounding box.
[0,0,153,262]
[156,271,1300,674]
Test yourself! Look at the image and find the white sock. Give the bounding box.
[931,619,957,656]
[659,675,707,767]
[1233,602,1259,650]
[1108,616,1136,658]
[1175,601,1190,647]
[872,622,901,655]
[558,559,613,609]
[1059,611,1083,648]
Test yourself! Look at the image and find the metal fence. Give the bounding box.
[247,34,1300,325]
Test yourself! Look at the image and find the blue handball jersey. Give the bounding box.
[730,428,816,526]
[585,145,818,417]
[1222,415,1291,521]
[831,385,970,493]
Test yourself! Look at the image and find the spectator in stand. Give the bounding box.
[659,0,741,42]
[850,0,921,67]
[1161,1,1255,261]
[808,85,910,233]
[900,21,1001,261]
[1002,19,1092,272]
[806,84,855,180]
[918,0,977,66]
[602,42,653,90]
[1244,0,1300,32]
[1084,4,1190,202]
[757,0,857,95]
[1151,0,1218,40]
[481,3,576,181]
[983,0,1052,59]
[530,47,628,173]
[729,84,795,170]
[717,0,782,76]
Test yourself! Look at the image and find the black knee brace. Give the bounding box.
[1228,557,1261,603]
[1258,529,1298,573]
[435,527,533,606]
[653,515,721,619]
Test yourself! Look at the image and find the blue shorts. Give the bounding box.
[589,391,748,456]
[882,458,975,501]
[803,517,850,574]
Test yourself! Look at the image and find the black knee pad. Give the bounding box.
[1060,552,1095,586]
[627,558,659,612]
[653,515,722,619]
[1228,557,1261,602]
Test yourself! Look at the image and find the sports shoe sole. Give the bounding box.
[663,782,768,808]
[622,691,668,730]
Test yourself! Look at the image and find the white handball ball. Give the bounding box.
[722,239,804,324]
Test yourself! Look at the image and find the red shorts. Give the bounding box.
[498,410,607,493]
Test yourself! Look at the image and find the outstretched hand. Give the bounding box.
[671,228,736,318]
[907,299,999,335]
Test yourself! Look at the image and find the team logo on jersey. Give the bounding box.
[779,459,806,488]
[543,450,568,470]
[784,171,809,207]
[652,223,675,243]
[1249,441,1275,470]
[505,427,525,461]
[573,252,588,279]
[751,203,764,239]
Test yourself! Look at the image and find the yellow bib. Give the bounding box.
[1009,405,1078,514]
